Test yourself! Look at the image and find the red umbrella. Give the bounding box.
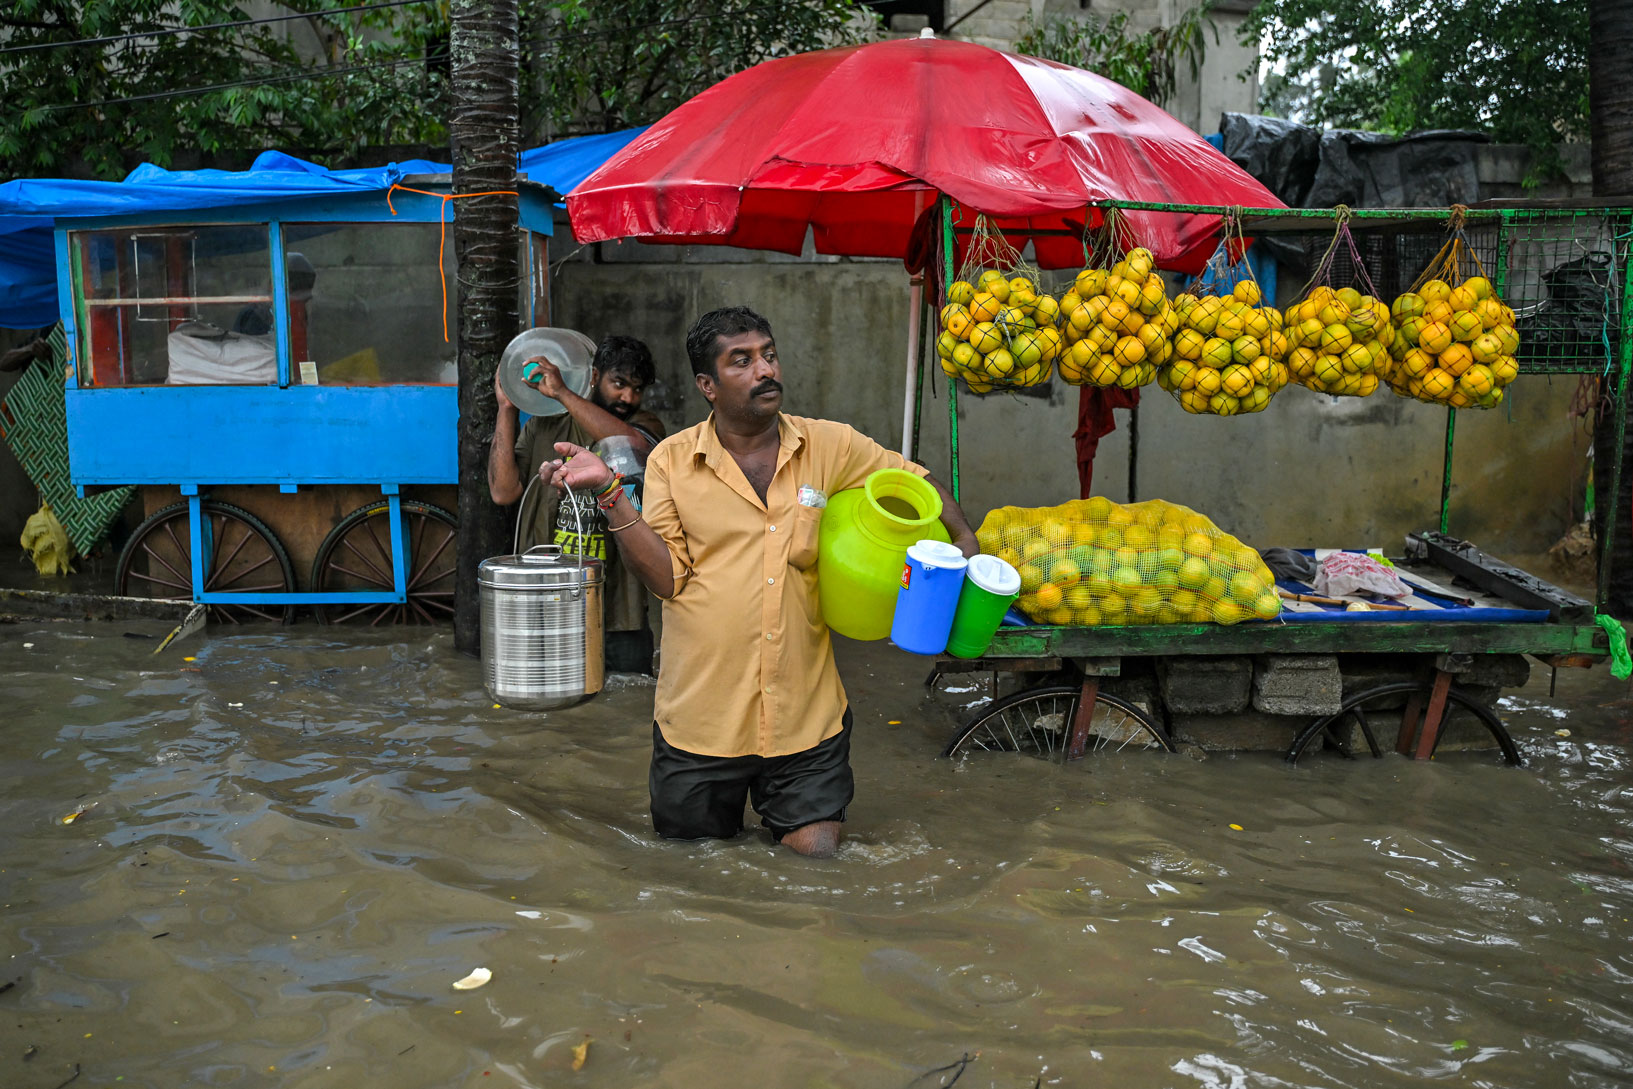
[567,34,1284,273]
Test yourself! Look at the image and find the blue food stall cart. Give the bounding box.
[18,154,563,623]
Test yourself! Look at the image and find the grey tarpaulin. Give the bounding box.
[1217,113,1490,281]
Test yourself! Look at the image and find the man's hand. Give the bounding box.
[543,442,615,493]
[952,533,980,560]
[524,357,568,399]
[493,366,514,412]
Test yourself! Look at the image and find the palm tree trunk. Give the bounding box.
[450,0,520,654]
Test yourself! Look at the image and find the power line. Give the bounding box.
[39,51,444,113]
[0,1,437,58]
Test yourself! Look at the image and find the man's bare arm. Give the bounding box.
[488,370,526,505]
[925,474,979,558]
[545,442,676,598]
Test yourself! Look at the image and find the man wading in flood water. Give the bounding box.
[543,306,977,856]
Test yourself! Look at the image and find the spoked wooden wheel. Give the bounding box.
[115,500,296,623]
[942,685,1174,761]
[1285,681,1522,766]
[310,500,457,625]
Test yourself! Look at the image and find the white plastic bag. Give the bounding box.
[1315,551,1411,600]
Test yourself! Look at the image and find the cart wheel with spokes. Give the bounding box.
[942,684,1174,761]
[1285,681,1522,766]
[115,500,296,624]
[310,500,457,625]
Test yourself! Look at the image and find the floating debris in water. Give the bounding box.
[571,1037,591,1071]
[1555,728,1572,738]
[1229,824,1244,831]
[451,967,492,991]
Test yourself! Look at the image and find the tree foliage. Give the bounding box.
[0,1,878,181]
[1012,5,1214,109]
[1242,0,1589,167]
[523,0,878,137]
[0,1,449,181]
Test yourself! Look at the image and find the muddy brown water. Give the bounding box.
[3,622,1632,1089]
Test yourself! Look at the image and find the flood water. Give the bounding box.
[4,621,1632,1089]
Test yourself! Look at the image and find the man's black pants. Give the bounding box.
[649,708,854,841]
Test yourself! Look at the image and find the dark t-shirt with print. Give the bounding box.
[513,410,665,633]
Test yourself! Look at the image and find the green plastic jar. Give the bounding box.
[817,469,949,640]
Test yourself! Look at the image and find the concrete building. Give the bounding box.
[877,0,1259,137]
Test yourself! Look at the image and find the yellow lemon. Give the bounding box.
[1420,279,1452,303]
[1221,364,1255,397]
[1319,323,1353,355]
[1458,364,1495,398]
[1421,368,1455,400]
[1178,388,1211,413]
[969,292,1001,323]
[1449,310,1484,342]
[968,321,1004,354]
[1418,321,1453,354]
[1439,342,1474,377]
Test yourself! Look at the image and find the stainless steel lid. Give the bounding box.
[479,545,604,588]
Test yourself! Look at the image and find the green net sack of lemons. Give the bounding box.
[1055,238,1174,390]
[1282,216,1393,398]
[937,218,1060,393]
[1385,227,1519,410]
[974,496,1280,627]
[1160,236,1287,415]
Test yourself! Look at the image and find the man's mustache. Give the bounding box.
[752,379,783,396]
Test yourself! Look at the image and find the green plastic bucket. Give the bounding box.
[946,554,1021,658]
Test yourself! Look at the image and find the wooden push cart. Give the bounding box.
[916,200,1631,765]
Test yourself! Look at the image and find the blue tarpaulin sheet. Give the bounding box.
[0,128,644,329]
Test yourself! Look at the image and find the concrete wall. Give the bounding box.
[552,225,1590,562]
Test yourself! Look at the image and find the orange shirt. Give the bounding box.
[642,413,929,758]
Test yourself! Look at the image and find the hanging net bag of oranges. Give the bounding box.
[1385,209,1520,409]
[1282,208,1394,399]
[1055,211,1174,390]
[974,496,1280,627]
[936,217,1061,394]
[1162,219,1288,415]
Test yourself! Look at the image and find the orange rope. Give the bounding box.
[386,184,520,342]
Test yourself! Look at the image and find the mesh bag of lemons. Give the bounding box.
[975,496,1281,627]
[1056,245,1175,389]
[1385,233,1520,409]
[1282,220,1394,398]
[937,220,1061,393]
[1162,273,1289,415]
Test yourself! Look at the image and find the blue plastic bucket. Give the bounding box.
[890,540,969,655]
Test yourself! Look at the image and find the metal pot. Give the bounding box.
[479,545,604,710]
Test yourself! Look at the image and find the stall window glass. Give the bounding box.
[71,225,275,387]
[282,222,458,385]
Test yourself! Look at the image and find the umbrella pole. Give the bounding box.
[940,197,961,501]
[900,274,923,459]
